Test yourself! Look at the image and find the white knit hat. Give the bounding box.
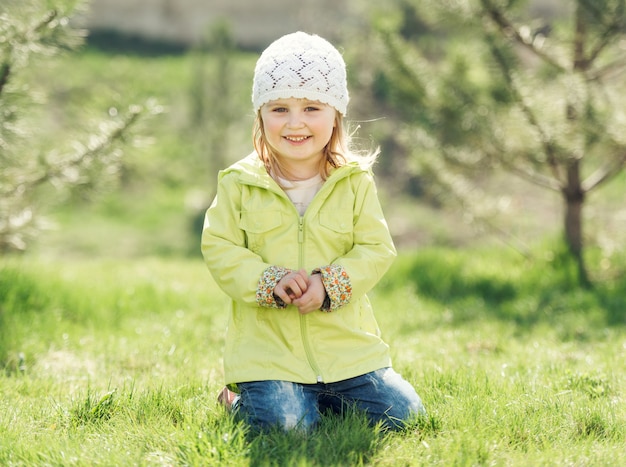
[252,32,349,115]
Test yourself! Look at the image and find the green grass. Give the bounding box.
[1,248,625,466]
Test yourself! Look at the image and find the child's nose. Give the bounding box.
[287,111,305,128]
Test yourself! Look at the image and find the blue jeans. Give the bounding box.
[233,368,425,432]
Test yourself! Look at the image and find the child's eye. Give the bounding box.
[305,106,319,112]
[272,107,288,113]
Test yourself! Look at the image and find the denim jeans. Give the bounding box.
[233,367,425,432]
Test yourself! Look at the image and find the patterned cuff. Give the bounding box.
[313,264,352,312]
[256,266,292,308]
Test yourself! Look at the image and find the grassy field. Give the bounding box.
[1,247,625,466]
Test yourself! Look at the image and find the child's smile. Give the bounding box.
[261,97,336,177]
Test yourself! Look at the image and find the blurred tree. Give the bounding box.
[373,0,626,286]
[188,20,237,186]
[0,0,157,253]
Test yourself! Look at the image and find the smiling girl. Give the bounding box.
[201,31,425,432]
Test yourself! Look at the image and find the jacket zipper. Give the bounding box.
[297,216,324,383]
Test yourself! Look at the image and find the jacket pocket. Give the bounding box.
[319,209,352,232]
[239,210,283,252]
[319,209,353,251]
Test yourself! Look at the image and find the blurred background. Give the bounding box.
[81,0,351,48]
[1,0,624,283]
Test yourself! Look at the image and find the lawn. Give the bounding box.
[1,248,624,465]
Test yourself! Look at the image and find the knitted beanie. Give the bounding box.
[252,32,349,115]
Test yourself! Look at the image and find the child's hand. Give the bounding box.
[292,273,327,314]
[274,269,309,305]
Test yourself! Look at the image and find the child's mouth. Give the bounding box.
[284,136,311,142]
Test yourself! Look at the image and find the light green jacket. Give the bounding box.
[201,153,396,386]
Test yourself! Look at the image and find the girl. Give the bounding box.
[201,31,425,432]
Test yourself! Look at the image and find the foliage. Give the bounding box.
[0,0,159,253]
[0,251,624,465]
[1,29,258,258]
[368,0,626,285]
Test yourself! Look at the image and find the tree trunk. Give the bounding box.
[561,2,591,287]
[562,162,590,286]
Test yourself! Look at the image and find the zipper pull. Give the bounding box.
[298,218,304,243]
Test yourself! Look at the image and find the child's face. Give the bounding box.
[260,98,337,176]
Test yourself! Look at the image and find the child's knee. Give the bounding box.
[237,380,319,431]
[374,368,427,426]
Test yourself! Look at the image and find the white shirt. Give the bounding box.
[277,174,324,216]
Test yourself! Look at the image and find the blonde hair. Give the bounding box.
[253,111,378,182]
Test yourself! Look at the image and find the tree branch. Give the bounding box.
[582,151,626,192]
[581,1,625,66]
[499,156,563,193]
[378,29,428,104]
[31,10,59,36]
[422,153,533,258]
[587,30,618,66]
[480,0,567,72]
[4,106,142,197]
[0,10,59,97]
[0,62,10,96]
[588,57,626,81]
[485,34,564,186]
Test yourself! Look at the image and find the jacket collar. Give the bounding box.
[226,152,364,191]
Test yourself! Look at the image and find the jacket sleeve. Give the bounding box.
[331,170,396,307]
[201,171,289,307]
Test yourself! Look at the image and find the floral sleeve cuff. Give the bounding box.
[313,264,352,312]
[256,266,292,308]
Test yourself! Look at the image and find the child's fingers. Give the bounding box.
[285,270,308,298]
[296,269,310,281]
[276,271,308,301]
[274,285,293,304]
[293,275,326,314]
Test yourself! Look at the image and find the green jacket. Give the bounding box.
[201,153,396,386]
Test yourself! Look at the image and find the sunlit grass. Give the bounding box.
[1,250,625,465]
